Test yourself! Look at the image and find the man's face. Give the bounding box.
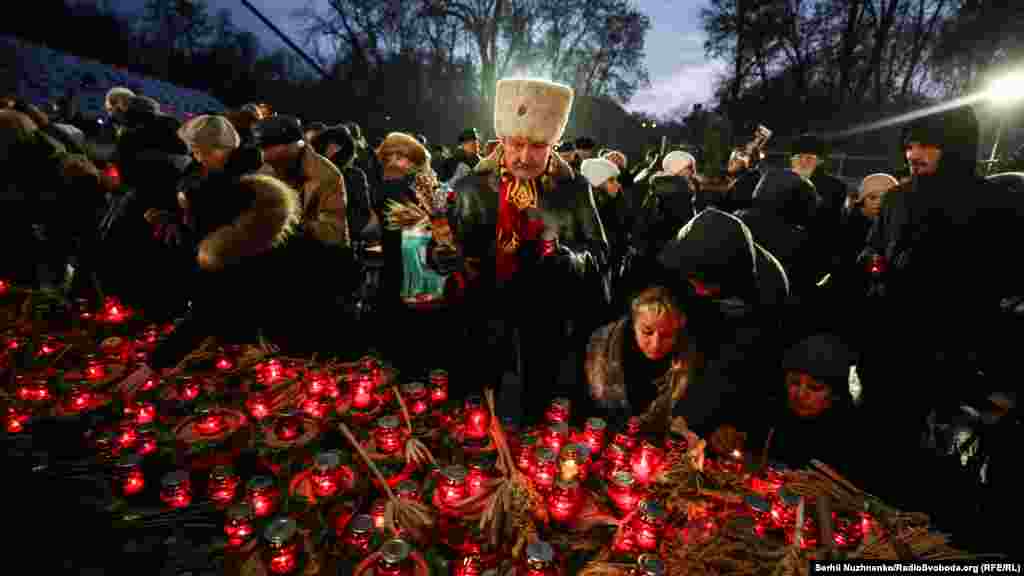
[463,140,480,156]
[786,371,832,418]
[790,154,819,179]
[906,142,942,176]
[501,137,552,180]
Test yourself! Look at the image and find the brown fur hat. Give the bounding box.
[375,132,430,169]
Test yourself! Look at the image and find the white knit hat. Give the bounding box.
[580,157,620,188]
[663,150,695,175]
[177,115,241,150]
[494,79,574,144]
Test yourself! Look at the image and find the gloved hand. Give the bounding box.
[427,242,459,275]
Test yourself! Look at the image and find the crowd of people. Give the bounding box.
[2,78,1021,551]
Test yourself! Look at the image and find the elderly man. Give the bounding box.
[447,78,609,424]
[252,115,349,249]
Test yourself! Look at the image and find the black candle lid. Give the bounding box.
[377,415,400,429]
[264,516,297,547]
[247,475,274,491]
[379,538,411,564]
[402,381,425,396]
[745,494,771,514]
[549,397,570,410]
[441,465,467,483]
[638,500,666,522]
[314,451,341,472]
[637,555,665,576]
[162,470,189,488]
[210,465,234,481]
[586,417,607,430]
[525,540,554,563]
[226,502,253,521]
[610,470,635,487]
[349,514,373,534]
[116,452,142,470]
[534,446,556,463]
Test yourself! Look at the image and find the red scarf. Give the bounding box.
[496,173,544,283]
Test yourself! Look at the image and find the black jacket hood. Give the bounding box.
[750,169,820,229]
[783,333,856,404]
[657,208,789,306]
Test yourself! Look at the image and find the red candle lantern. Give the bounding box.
[140,375,158,392]
[177,377,200,402]
[262,358,283,383]
[542,422,568,455]
[523,541,557,576]
[301,395,332,420]
[558,444,585,482]
[374,415,405,455]
[66,384,92,412]
[438,465,468,508]
[630,442,663,485]
[311,451,342,498]
[0,279,7,294]
[463,395,490,442]
[544,398,571,425]
[607,470,639,516]
[867,253,888,275]
[263,517,302,575]
[429,369,448,404]
[160,470,192,508]
[371,499,388,530]
[194,406,226,437]
[547,478,582,524]
[208,465,239,506]
[118,422,138,449]
[102,297,129,323]
[582,417,607,455]
[636,556,666,576]
[466,461,492,497]
[127,401,155,425]
[771,489,800,528]
[454,555,483,576]
[632,500,666,551]
[626,416,641,436]
[396,480,420,502]
[246,393,271,421]
[531,447,557,493]
[215,356,234,371]
[402,381,430,417]
[6,405,30,434]
[343,514,374,555]
[225,503,255,547]
[247,476,280,518]
[351,369,376,410]
[603,443,629,477]
[273,410,304,441]
[84,355,105,381]
[376,539,413,576]
[517,435,539,471]
[136,425,157,455]
[17,379,50,402]
[117,453,145,497]
[142,326,160,345]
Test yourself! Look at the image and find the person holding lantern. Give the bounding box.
[444,78,609,424]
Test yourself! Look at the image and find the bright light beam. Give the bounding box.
[825,71,1024,141]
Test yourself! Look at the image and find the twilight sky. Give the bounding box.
[108,0,723,118]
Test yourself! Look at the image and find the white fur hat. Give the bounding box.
[581,157,620,188]
[178,115,241,150]
[494,79,574,144]
[663,150,696,175]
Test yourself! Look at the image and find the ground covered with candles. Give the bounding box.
[2,284,984,575]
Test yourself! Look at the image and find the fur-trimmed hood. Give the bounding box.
[198,174,300,271]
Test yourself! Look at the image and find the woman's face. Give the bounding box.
[193,146,231,172]
[632,309,684,361]
[860,188,883,218]
[381,151,413,179]
[786,371,832,418]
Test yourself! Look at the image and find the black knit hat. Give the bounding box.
[783,334,855,402]
[251,115,303,147]
[901,105,979,176]
[458,128,480,144]
[575,136,596,150]
[555,141,575,153]
[313,125,356,168]
[791,133,825,157]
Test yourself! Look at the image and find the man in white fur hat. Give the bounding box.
[444,78,610,424]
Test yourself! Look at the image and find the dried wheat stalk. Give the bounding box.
[391,384,436,467]
[339,423,435,543]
